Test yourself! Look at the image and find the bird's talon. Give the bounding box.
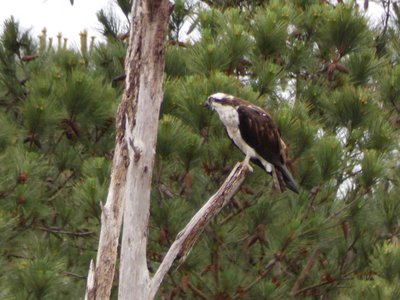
[243,160,253,172]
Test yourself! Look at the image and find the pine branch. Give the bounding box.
[64,271,86,279]
[232,234,296,299]
[35,226,94,237]
[219,207,243,225]
[302,186,320,220]
[187,281,209,300]
[0,184,17,199]
[326,189,368,222]
[188,270,214,296]
[149,161,251,299]
[291,271,354,297]
[3,253,31,260]
[291,248,319,295]
[218,194,258,225]
[48,170,75,201]
[232,257,277,300]
[380,0,392,38]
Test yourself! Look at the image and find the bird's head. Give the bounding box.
[204,93,234,111]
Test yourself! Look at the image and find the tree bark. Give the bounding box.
[85,1,171,299]
[85,1,250,299]
[118,1,172,299]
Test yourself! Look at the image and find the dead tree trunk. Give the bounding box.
[85,1,172,299]
[86,1,252,299]
[118,1,172,298]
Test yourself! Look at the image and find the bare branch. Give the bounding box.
[64,271,87,279]
[118,1,173,298]
[292,274,353,297]
[149,162,250,299]
[86,1,172,299]
[187,281,210,300]
[35,226,94,237]
[85,260,95,300]
[232,257,277,300]
[291,249,318,295]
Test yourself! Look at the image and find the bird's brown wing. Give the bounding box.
[237,105,285,166]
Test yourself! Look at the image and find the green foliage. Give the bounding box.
[361,114,393,151]
[322,87,371,130]
[1,16,35,58]
[0,112,17,150]
[187,32,230,75]
[9,255,68,299]
[379,64,400,111]
[313,135,342,182]
[197,8,224,36]
[375,187,400,235]
[97,9,123,40]
[252,4,291,58]
[0,17,34,108]
[360,150,386,189]
[341,241,400,300]
[275,102,318,159]
[347,49,380,86]
[341,278,400,300]
[152,2,400,298]
[316,3,370,57]
[157,114,203,171]
[251,59,283,95]
[0,17,118,299]
[165,45,190,78]
[169,0,191,40]
[219,8,252,73]
[22,96,56,136]
[91,41,126,81]
[1,1,400,299]
[116,0,133,20]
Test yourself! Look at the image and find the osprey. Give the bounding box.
[204,92,299,194]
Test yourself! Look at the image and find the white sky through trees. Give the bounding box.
[0,1,385,49]
[0,0,124,48]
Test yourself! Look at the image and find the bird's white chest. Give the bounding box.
[213,103,272,173]
[214,104,239,128]
[214,105,256,155]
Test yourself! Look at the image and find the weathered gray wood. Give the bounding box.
[86,139,129,300]
[85,260,95,300]
[149,162,250,299]
[118,1,172,299]
[85,1,250,299]
[85,1,171,299]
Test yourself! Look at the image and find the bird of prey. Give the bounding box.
[204,92,299,194]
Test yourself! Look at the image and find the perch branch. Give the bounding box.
[149,162,250,298]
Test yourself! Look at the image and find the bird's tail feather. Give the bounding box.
[276,164,299,194]
[272,167,286,193]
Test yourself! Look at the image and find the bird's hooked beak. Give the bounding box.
[203,97,212,109]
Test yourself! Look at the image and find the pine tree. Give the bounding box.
[153,1,400,299]
[0,16,119,299]
[1,0,400,299]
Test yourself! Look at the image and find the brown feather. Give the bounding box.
[207,94,299,193]
[236,104,284,167]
